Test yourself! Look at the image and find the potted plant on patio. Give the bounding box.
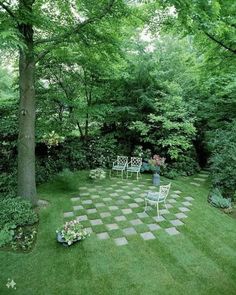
[89,168,106,180]
[148,155,166,186]
[56,219,89,247]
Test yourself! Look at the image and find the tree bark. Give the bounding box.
[17,0,37,205]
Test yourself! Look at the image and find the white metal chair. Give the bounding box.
[110,156,128,179]
[126,157,142,180]
[144,183,171,218]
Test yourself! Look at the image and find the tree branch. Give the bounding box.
[0,1,18,23]
[35,0,116,63]
[203,31,236,55]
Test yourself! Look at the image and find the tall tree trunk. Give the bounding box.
[17,0,37,205]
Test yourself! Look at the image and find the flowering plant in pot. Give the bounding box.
[56,219,89,247]
[148,155,166,186]
[148,155,166,174]
[89,168,106,180]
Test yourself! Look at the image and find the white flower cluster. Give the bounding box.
[56,219,89,245]
[89,168,106,180]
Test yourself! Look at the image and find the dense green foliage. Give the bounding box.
[0,197,38,230]
[208,188,232,209]
[0,0,235,200]
[0,197,38,248]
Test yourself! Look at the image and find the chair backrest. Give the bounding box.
[117,156,128,166]
[159,183,171,200]
[130,157,142,167]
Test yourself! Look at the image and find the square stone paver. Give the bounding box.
[182,201,192,207]
[103,197,112,202]
[173,190,182,194]
[190,182,200,186]
[105,187,113,191]
[109,206,119,211]
[76,215,88,221]
[134,198,144,203]
[122,208,132,214]
[128,191,135,195]
[91,195,100,199]
[133,187,141,191]
[79,186,87,190]
[100,212,111,218]
[80,192,89,196]
[116,200,125,205]
[140,232,156,240]
[185,197,194,201]
[82,200,93,205]
[198,174,208,178]
[110,193,119,197]
[179,207,190,212]
[170,219,184,226]
[137,212,149,218]
[194,178,205,182]
[115,215,127,222]
[97,232,110,240]
[87,208,97,214]
[165,227,180,235]
[71,197,80,202]
[153,215,165,222]
[106,223,119,231]
[128,203,139,208]
[139,193,146,197]
[88,188,97,192]
[73,205,83,211]
[171,194,179,199]
[130,219,143,226]
[159,209,169,215]
[64,212,74,218]
[175,213,187,219]
[147,223,161,231]
[166,204,173,209]
[168,199,177,203]
[115,189,124,192]
[90,219,103,226]
[95,203,105,208]
[84,227,93,234]
[122,195,131,200]
[123,227,137,236]
[114,237,128,246]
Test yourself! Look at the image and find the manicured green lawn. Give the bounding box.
[1,171,236,295]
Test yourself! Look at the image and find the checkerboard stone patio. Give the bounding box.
[65,177,196,246]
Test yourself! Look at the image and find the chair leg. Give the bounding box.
[156,202,159,219]
[144,199,147,212]
[164,200,167,210]
[109,170,112,179]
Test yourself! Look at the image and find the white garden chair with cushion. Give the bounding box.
[110,156,128,179]
[144,183,171,218]
[126,157,142,180]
